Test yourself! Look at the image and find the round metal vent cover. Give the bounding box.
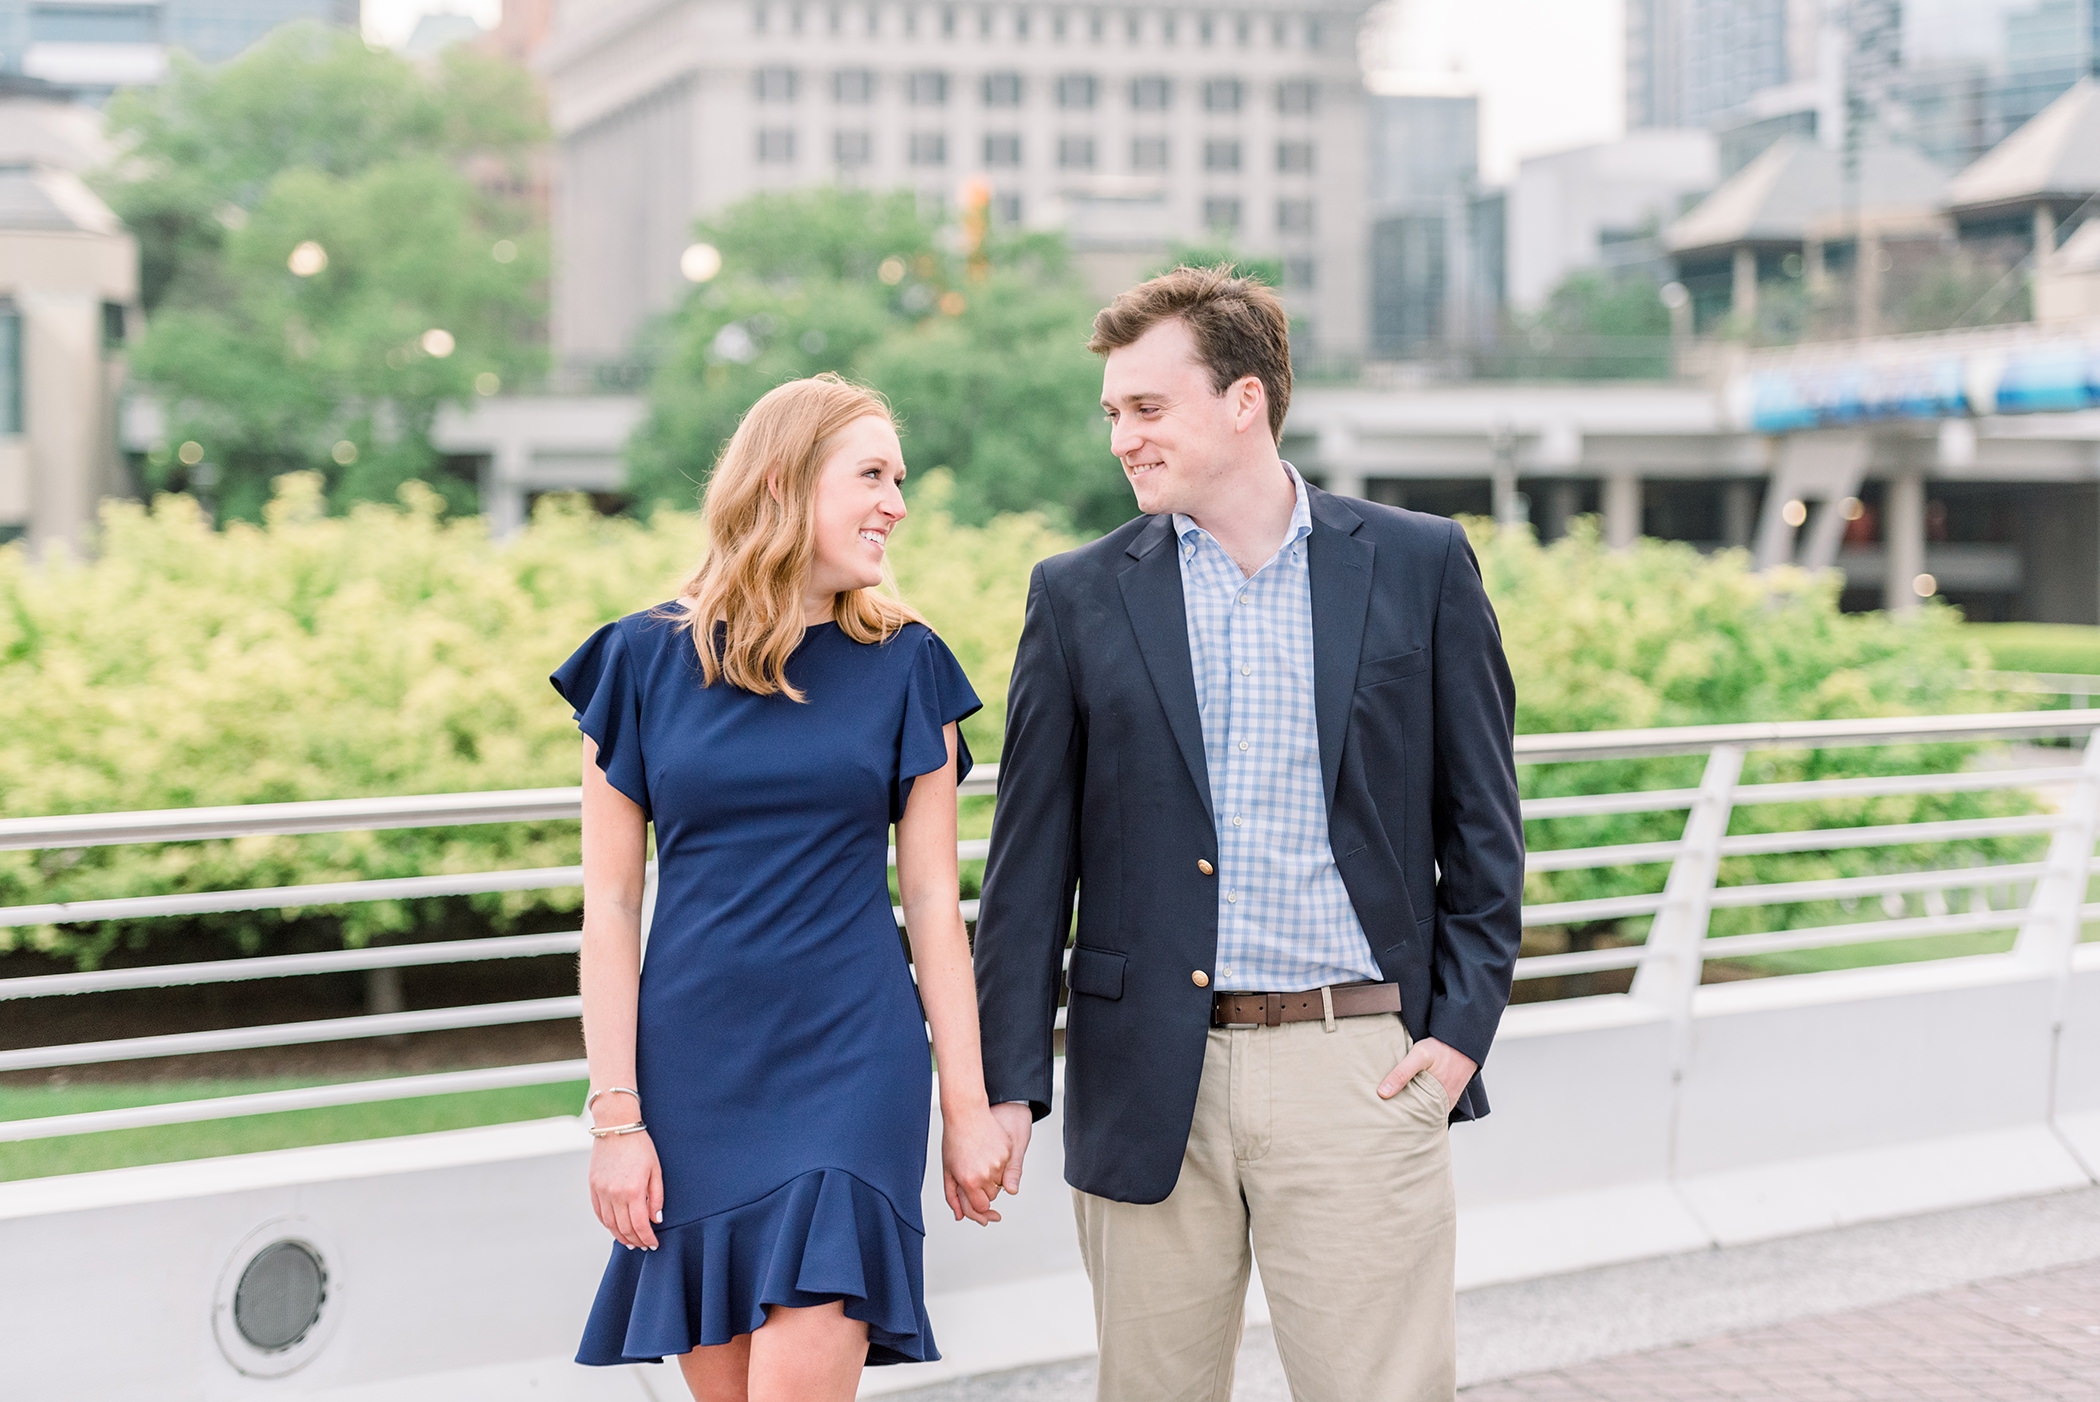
[233,1240,327,1351]
[213,1218,342,1378]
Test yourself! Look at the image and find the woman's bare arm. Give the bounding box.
[579,735,662,1250]
[896,722,1009,1225]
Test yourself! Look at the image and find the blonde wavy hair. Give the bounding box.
[665,374,922,700]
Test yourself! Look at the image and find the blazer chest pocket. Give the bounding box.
[1067,945,1126,1001]
[1357,646,1428,688]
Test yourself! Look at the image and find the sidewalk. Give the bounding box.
[886,1186,2100,1401]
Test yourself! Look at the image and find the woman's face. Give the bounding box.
[806,414,908,602]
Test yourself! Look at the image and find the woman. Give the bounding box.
[554,375,1010,1400]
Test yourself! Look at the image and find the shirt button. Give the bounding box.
[1192,970,1210,988]
[1226,890,1239,904]
[1236,594,1248,605]
[1185,546,1195,559]
[1197,859,1214,876]
[1240,664,1252,676]
[1238,739,1250,752]
[1232,814,1243,827]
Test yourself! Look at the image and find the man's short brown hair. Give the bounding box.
[1088,264,1292,442]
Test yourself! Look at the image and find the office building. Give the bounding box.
[0,1,360,98]
[1365,86,1478,358]
[1507,130,1718,310]
[540,0,1373,365]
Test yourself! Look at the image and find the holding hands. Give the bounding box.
[941,1099,1015,1226]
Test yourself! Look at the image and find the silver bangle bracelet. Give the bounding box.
[588,1120,648,1138]
[585,1086,641,1114]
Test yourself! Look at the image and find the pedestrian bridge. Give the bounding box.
[3,709,2098,1399]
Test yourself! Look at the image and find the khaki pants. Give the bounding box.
[1073,1012,1457,1402]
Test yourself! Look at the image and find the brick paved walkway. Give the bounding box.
[1459,1257,2100,1401]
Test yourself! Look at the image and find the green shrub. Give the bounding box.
[0,473,1071,967]
[0,492,2028,969]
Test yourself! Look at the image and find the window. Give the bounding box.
[1277,140,1314,173]
[757,128,797,161]
[755,3,769,32]
[942,4,955,34]
[1277,77,1316,114]
[1053,9,1067,38]
[867,3,882,33]
[1015,7,1029,36]
[835,129,873,166]
[1277,198,1314,234]
[1130,74,1172,109]
[984,132,1023,165]
[1057,72,1098,107]
[983,70,1024,105]
[1305,16,1321,48]
[908,70,951,104]
[1270,14,1286,42]
[756,66,800,101]
[1089,8,1104,39]
[833,68,875,102]
[1058,134,1096,168]
[1202,77,1242,111]
[828,5,842,33]
[102,302,127,350]
[979,5,993,34]
[1199,14,1213,43]
[1286,256,1316,289]
[909,131,948,164]
[0,299,20,437]
[1161,12,1175,40]
[1203,197,1241,232]
[1203,138,1240,171]
[1131,135,1169,170]
[993,191,1023,224]
[1235,12,1249,43]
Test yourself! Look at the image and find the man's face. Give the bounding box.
[1100,318,1256,518]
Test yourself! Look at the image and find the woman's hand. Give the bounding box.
[941,1103,1013,1226]
[589,1129,664,1250]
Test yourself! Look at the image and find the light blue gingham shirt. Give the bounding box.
[1174,463,1384,993]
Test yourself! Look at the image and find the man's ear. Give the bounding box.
[1235,376,1266,434]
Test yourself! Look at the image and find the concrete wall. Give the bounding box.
[4,947,2095,1399]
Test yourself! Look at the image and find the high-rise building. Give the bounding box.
[0,1,360,99]
[1628,0,1791,131]
[540,0,1373,365]
[1364,87,1491,358]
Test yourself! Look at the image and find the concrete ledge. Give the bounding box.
[1455,1181,1712,1290]
[1676,1123,2094,1245]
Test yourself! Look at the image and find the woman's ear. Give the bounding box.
[765,470,782,504]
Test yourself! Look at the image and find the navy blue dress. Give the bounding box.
[552,606,980,1368]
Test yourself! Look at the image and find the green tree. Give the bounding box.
[97,22,548,519]
[627,189,1131,534]
[1490,271,1674,379]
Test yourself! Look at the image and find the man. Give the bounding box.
[974,266,1524,1401]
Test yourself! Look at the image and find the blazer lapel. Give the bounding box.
[1308,487,1374,816]
[1118,515,1215,823]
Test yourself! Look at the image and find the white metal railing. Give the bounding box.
[2,712,2096,1152]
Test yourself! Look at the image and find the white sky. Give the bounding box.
[362,0,500,49]
[362,0,1627,184]
[1368,0,1625,183]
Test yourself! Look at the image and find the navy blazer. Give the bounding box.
[973,486,1525,1205]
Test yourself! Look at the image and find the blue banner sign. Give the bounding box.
[1745,336,2100,431]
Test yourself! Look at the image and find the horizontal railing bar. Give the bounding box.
[1979,671,2100,693]
[1733,767,2087,806]
[1698,909,2022,960]
[1705,863,2048,910]
[892,900,982,926]
[0,996,581,1073]
[1521,893,1668,925]
[0,931,585,1001]
[1520,789,1701,820]
[1525,841,1684,872]
[0,789,586,853]
[1714,813,2060,857]
[1512,945,1650,978]
[1513,709,2100,763]
[0,867,587,930]
[2,767,1004,853]
[0,1059,591,1144]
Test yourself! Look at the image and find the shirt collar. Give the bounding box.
[1174,462,1313,554]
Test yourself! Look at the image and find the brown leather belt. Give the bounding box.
[1211,981,1402,1028]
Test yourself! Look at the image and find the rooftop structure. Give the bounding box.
[0,1,361,100]
[1507,129,1718,310]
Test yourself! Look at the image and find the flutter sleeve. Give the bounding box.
[892,626,984,822]
[551,620,652,820]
